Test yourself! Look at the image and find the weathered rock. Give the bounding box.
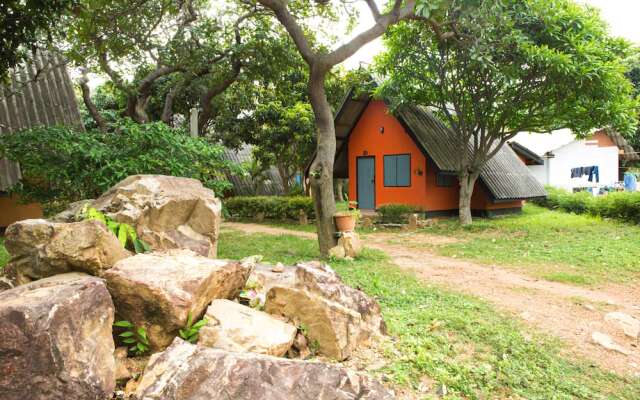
[135,338,394,400]
[0,273,116,400]
[91,175,222,257]
[407,214,418,231]
[50,199,94,222]
[199,299,297,356]
[4,218,130,285]
[330,231,363,259]
[591,331,631,355]
[605,312,640,339]
[264,261,386,360]
[104,250,251,350]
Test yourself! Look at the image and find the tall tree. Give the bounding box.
[253,0,431,256]
[377,0,638,224]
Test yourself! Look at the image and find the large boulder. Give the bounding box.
[261,261,386,360]
[91,175,222,257]
[104,250,251,350]
[0,273,116,400]
[4,218,130,285]
[135,338,393,400]
[199,299,297,357]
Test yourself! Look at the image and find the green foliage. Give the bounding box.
[0,120,238,205]
[218,229,640,399]
[178,313,207,344]
[0,237,9,271]
[113,320,150,356]
[533,186,640,224]
[421,204,640,285]
[379,0,638,138]
[377,204,417,224]
[0,0,75,77]
[82,206,149,253]
[224,196,314,220]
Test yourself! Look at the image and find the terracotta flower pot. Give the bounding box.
[334,213,356,232]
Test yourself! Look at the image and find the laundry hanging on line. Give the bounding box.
[570,166,599,183]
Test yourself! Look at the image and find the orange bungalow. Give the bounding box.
[330,90,546,216]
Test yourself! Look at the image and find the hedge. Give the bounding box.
[224,196,315,220]
[532,186,640,224]
[377,204,418,224]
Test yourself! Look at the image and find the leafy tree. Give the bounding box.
[0,120,238,205]
[625,53,640,153]
[377,0,638,224]
[253,0,432,255]
[64,0,266,130]
[0,0,75,77]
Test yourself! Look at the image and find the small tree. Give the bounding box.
[377,0,638,224]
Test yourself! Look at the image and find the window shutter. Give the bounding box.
[397,155,410,186]
[384,156,397,186]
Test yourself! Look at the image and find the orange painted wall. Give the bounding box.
[347,101,522,212]
[0,194,43,228]
[588,131,616,148]
[348,101,429,210]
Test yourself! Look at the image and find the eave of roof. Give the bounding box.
[508,142,545,165]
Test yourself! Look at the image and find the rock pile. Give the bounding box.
[0,175,390,399]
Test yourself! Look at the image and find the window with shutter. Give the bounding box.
[384,154,411,187]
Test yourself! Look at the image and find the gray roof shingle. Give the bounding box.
[396,105,547,200]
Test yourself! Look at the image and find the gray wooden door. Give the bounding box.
[357,156,375,210]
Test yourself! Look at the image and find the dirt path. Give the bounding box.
[223,222,640,376]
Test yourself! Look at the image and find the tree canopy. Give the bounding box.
[377,0,638,223]
[0,0,75,78]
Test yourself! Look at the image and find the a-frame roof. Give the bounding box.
[333,91,547,201]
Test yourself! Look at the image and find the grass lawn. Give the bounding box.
[0,237,8,270]
[219,229,640,399]
[417,204,640,285]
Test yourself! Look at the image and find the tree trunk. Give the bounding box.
[277,163,291,195]
[161,87,177,125]
[335,179,345,202]
[458,171,479,225]
[79,80,107,132]
[308,65,338,256]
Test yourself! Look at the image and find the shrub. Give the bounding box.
[0,119,239,205]
[532,185,640,224]
[377,203,417,224]
[224,196,315,220]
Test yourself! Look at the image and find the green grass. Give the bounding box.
[219,229,640,399]
[419,204,640,285]
[0,237,8,271]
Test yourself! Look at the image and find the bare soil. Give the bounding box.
[224,222,640,376]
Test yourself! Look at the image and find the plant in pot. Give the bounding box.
[334,209,360,232]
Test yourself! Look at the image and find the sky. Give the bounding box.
[343,0,640,69]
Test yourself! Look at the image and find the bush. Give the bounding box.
[224,196,314,220]
[532,186,640,224]
[377,203,417,224]
[0,119,239,205]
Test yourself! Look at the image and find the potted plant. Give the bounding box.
[334,209,360,232]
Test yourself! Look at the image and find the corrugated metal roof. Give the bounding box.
[223,144,285,196]
[0,52,83,191]
[396,105,547,200]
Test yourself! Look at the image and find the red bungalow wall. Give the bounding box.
[347,101,522,212]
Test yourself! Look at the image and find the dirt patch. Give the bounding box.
[223,222,640,377]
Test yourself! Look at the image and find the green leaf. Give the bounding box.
[117,225,128,247]
[114,320,133,328]
[133,239,144,254]
[119,331,134,337]
[192,319,207,330]
[122,338,136,344]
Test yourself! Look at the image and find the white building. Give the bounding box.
[510,129,638,191]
